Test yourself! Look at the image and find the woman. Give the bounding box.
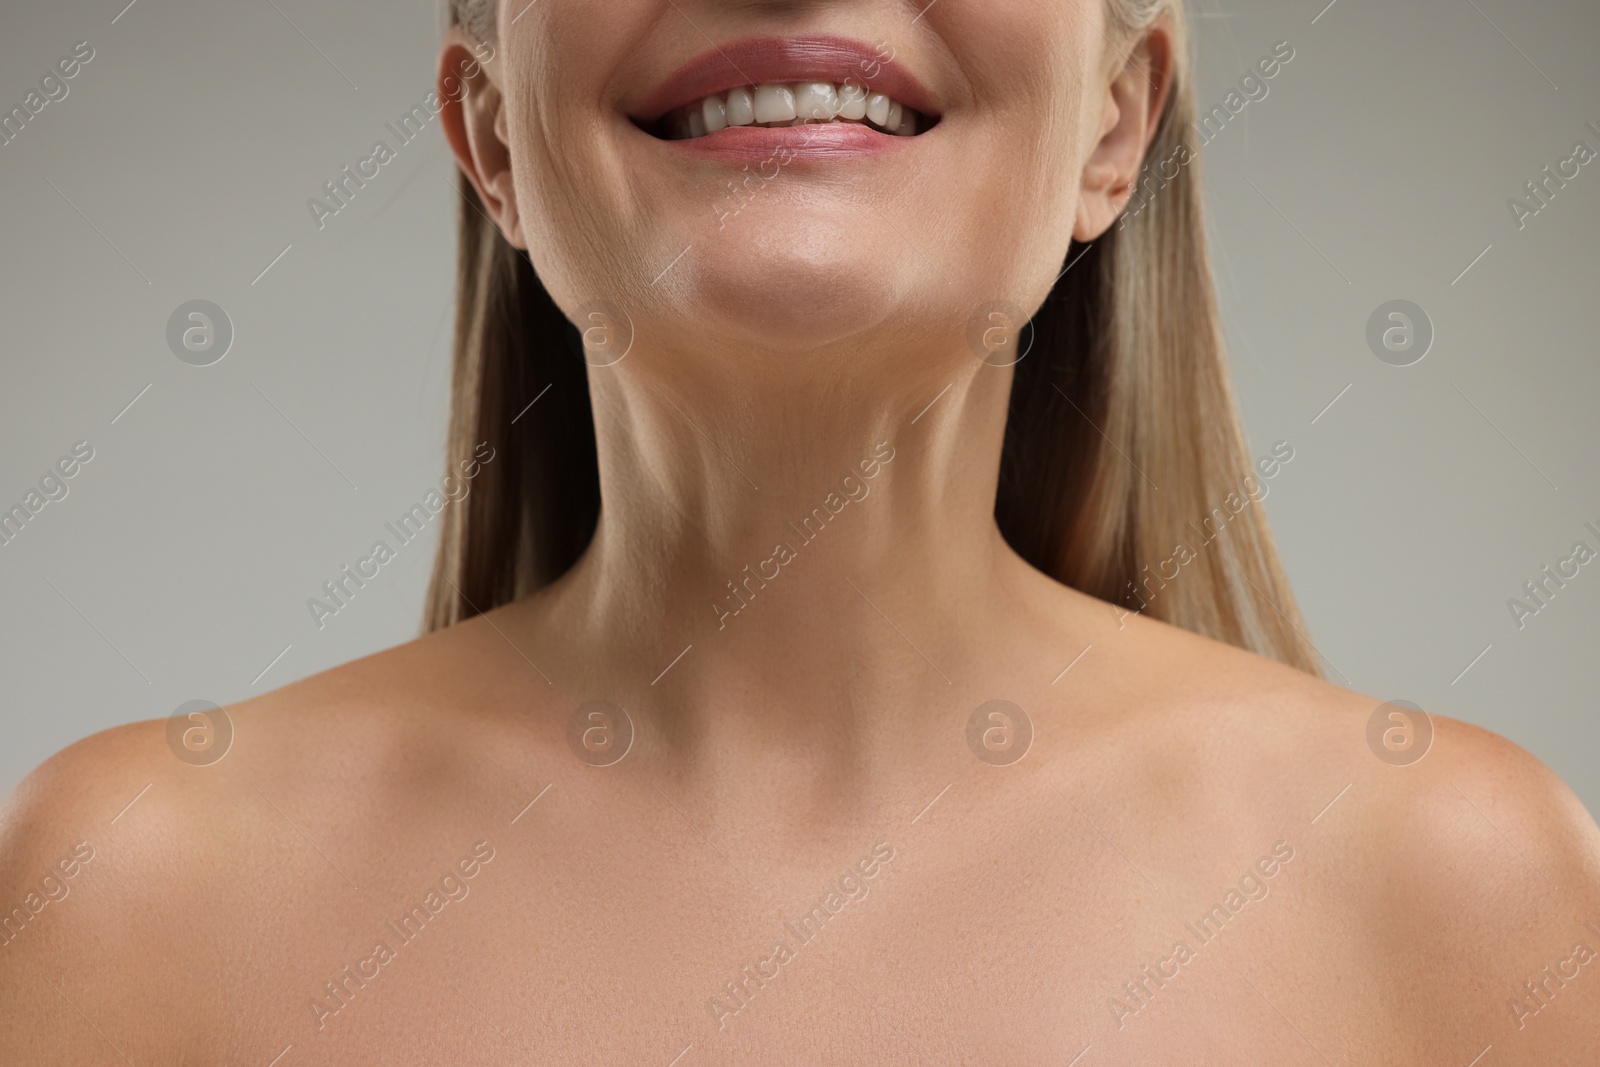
[3,0,1598,1062]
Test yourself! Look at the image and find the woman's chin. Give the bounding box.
[675,239,916,354]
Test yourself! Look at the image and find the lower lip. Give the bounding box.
[658,122,919,162]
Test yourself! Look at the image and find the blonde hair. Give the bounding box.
[425,0,1322,675]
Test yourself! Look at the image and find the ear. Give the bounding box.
[438,29,526,249]
[1074,21,1174,242]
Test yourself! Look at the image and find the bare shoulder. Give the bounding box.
[0,611,535,877]
[0,613,547,1062]
[1344,710,1600,1059]
[0,711,216,1061]
[1109,610,1600,1058]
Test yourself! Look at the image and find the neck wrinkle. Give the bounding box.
[532,343,1038,722]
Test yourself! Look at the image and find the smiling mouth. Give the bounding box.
[630,35,941,149]
[654,82,928,140]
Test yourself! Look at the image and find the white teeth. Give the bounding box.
[725,86,754,126]
[752,83,796,123]
[865,92,891,128]
[701,95,727,134]
[794,82,839,120]
[837,83,868,121]
[662,82,926,140]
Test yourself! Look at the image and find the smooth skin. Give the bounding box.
[4,0,1599,1063]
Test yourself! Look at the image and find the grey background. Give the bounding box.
[1,0,1595,809]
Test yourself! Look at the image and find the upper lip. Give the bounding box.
[629,34,940,126]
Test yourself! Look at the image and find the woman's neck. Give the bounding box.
[523,342,1071,736]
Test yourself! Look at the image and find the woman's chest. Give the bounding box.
[206,815,1368,1066]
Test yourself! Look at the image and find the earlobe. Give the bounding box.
[438,30,526,249]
